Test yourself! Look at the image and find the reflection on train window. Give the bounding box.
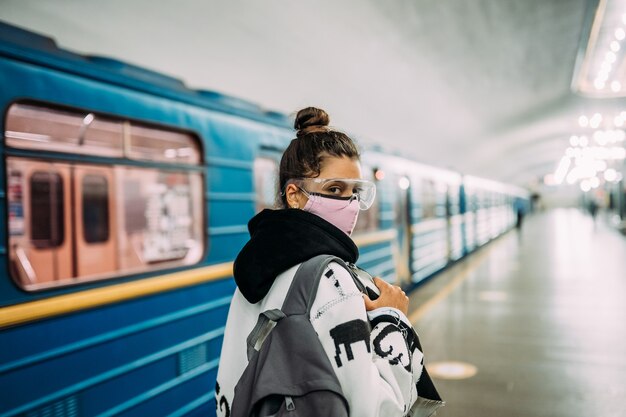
[254,156,279,212]
[129,124,201,165]
[82,175,110,243]
[353,167,380,233]
[5,103,124,157]
[83,118,125,157]
[30,171,65,248]
[5,102,201,165]
[4,102,205,291]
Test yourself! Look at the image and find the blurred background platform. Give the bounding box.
[410,208,626,417]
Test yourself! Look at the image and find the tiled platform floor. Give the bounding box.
[408,208,626,417]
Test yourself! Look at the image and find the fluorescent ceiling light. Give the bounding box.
[572,0,626,97]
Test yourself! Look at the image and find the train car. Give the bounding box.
[357,152,464,286]
[463,175,529,249]
[0,22,528,417]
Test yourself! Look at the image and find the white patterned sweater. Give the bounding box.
[215,262,438,417]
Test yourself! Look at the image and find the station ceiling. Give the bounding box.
[3,0,619,188]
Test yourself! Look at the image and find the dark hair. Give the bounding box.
[278,107,360,208]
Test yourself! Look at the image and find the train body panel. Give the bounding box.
[0,22,529,417]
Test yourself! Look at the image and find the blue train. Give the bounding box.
[0,22,528,417]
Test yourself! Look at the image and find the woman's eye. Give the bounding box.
[328,186,343,194]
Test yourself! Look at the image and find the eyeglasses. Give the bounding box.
[288,178,376,210]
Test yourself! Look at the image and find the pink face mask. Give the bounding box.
[303,193,360,236]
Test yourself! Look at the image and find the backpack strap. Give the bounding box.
[246,309,286,360]
[281,254,364,316]
[246,255,365,359]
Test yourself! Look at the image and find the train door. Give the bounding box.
[394,175,412,284]
[73,166,117,277]
[8,159,73,285]
[8,159,118,287]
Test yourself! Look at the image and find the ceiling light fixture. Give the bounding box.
[572,0,626,97]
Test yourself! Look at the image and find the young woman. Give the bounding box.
[215,107,442,417]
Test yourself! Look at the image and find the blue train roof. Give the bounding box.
[0,21,292,128]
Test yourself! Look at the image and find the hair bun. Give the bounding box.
[294,107,330,136]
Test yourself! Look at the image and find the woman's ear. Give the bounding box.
[285,183,301,209]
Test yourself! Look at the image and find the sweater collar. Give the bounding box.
[233,209,359,303]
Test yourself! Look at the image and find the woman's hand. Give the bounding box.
[363,277,409,316]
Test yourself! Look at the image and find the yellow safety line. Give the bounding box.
[0,227,508,329]
[0,262,234,329]
[408,242,496,323]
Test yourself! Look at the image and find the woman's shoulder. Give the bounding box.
[311,261,364,316]
[326,260,359,286]
[261,264,301,308]
[255,259,361,312]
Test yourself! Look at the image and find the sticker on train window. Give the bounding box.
[8,170,25,236]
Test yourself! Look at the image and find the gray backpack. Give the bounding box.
[230,254,353,417]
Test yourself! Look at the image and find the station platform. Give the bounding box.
[408,208,626,417]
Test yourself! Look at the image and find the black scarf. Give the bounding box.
[233,209,359,303]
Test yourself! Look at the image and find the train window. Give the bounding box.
[4,102,205,291]
[5,103,124,157]
[82,175,110,243]
[5,102,201,164]
[6,104,82,151]
[128,124,201,165]
[6,158,204,291]
[82,117,124,157]
[254,157,279,211]
[30,171,65,249]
